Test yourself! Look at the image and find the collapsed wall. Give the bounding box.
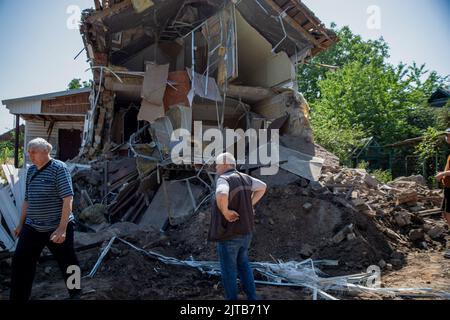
[77,0,337,161]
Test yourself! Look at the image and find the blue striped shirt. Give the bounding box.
[24,159,74,232]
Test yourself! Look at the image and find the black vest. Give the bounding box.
[208,170,255,241]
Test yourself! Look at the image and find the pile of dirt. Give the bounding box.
[169,182,393,274]
[169,167,448,275]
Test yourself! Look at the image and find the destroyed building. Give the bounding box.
[1,0,448,300]
[78,0,337,158]
[60,0,339,230]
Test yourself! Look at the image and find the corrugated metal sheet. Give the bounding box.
[5,99,41,115]
[2,88,91,105]
[24,120,84,162]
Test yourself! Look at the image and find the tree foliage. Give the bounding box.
[298,25,450,164]
[67,78,92,89]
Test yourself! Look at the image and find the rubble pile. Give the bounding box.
[160,169,446,277]
[320,169,448,252]
[0,1,448,300]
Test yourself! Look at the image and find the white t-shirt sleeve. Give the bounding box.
[250,176,267,191]
[215,175,267,195]
[215,177,230,195]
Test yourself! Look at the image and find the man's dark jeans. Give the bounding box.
[10,222,80,300]
[217,234,257,300]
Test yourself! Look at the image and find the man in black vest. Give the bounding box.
[208,152,267,300]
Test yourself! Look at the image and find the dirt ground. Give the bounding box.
[0,240,448,300]
[0,182,448,300]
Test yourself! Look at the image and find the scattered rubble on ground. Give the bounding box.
[1,157,449,299]
[0,0,448,300]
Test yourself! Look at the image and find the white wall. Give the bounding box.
[235,11,296,88]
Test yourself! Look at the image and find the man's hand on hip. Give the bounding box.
[223,209,240,222]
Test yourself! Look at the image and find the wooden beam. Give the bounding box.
[14,115,20,168]
[264,0,324,49]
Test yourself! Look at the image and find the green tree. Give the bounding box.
[67,78,92,89]
[298,25,390,103]
[301,24,449,164]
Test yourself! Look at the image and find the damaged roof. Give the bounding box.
[2,88,91,105]
[81,0,337,65]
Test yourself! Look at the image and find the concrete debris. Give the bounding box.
[79,204,108,226]
[86,237,450,300]
[332,224,354,244]
[1,0,448,301]
[409,229,425,241]
[394,211,413,227]
[427,226,445,239]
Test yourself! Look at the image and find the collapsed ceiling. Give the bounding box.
[81,0,337,66]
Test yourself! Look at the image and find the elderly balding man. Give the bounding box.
[208,152,267,300]
[10,138,81,300]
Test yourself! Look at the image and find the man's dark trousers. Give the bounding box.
[10,222,80,300]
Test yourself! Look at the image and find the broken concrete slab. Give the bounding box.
[251,167,300,186]
[279,145,324,181]
[138,98,166,123]
[139,180,204,230]
[226,84,274,103]
[141,62,169,105]
[136,157,157,178]
[74,222,146,249]
[138,62,169,122]
[151,116,174,155]
[166,104,192,132]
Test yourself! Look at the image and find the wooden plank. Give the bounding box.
[395,191,418,206]
[417,208,442,216]
[2,164,26,213]
[0,223,15,252]
[0,186,20,234]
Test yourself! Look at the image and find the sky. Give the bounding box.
[0,0,449,134]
